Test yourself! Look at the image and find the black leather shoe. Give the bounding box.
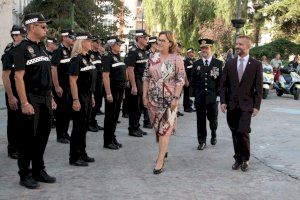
[20,175,39,189]
[88,125,99,132]
[117,120,121,124]
[122,113,129,118]
[113,140,123,148]
[8,152,18,159]
[69,159,89,167]
[103,143,119,150]
[143,123,153,129]
[129,130,143,137]
[177,111,184,117]
[184,108,193,113]
[57,138,69,144]
[81,156,95,163]
[153,163,165,175]
[96,110,105,115]
[211,137,217,145]
[197,143,206,150]
[33,170,56,183]
[241,161,249,172]
[232,161,241,170]
[138,128,147,135]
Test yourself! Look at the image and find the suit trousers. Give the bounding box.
[227,107,252,162]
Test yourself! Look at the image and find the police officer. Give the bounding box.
[191,39,223,150]
[146,36,158,58]
[88,35,104,132]
[183,48,196,112]
[45,36,59,58]
[14,13,56,189]
[1,25,25,159]
[69,32,97,166]
[125,30,149,137]
[102,36,126,150]
[51,29,76,143]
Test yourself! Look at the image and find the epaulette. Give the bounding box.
[4,43,13,53]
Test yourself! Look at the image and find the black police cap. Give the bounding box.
[46,36,59,44]
[106,36,125,44]
[187,48,194,52]
[76,32,94,40]
[135,29,150,37]
[11,25,26,35]
[148,36,157,44]
[23,13,52,25]
[198,38,214,47]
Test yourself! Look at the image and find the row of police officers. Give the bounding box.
[1,12,224,189]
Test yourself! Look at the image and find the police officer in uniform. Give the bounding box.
[69,32,97,166]
[146,36,158,58]
[191,39,223,150]
[88,35,104,132]
[183,48,196,112]
[102,36,126,150]
[1,25,26,159]
[45,37,59,58]
[125,30,149,137]
[51,29,76,143]
[14,13,56,189]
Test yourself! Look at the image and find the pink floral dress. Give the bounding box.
[143,53,185,136]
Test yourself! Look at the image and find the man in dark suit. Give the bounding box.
[220,35,263,172]
[191,39,223,150]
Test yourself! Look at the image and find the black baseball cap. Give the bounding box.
[61,29,76,39]
[135,29,150,37]
[76,32,94,40]
[148,36,157,44]
[106,36,125,45]
[46,36,59,44]
[23,13,52,25]
[187,48,194,53]
[11,25,26,35]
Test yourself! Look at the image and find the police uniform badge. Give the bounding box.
[27,46,35,56]
[210,67,219,78]
[201,40,206,45]
[82,58,87,65]
[90,54,95,61]
[138,52,143,58]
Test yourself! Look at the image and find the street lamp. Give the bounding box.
[231,0,246,55]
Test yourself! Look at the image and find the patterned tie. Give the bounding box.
[238,58,244,82]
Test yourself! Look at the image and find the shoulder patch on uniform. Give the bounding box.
[4,43,13,52]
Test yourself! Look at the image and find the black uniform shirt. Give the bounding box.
[124,45,148,79]
[14,38,53,93]
[90,51,102,73]
[69,53,97,95]
[184,56,195,81]
[102,51,126,86]
[1,43,18,97]
[51,43,72,89]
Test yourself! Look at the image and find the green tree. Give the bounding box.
[263,0,300,42]
[23,0,129,38]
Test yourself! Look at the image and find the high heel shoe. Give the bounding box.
[153,162,164,175]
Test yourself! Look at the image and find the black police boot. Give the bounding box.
[138,128,147,135]
[103,143,119,150]
[8,152,18,159]
[197,142,207,150]
[81,155,95,163]
[69,158,89,167]
[88,124,99,132]
[113,138,123,148]
[122,113,129,118]
[128,128,143,137]
[241,161,249,172]
[19,170,39,189]
[143,121,153,129]
[33,170,56,183]
[211,131,217,145]
[57,138,69,144]
[177,111,184,117]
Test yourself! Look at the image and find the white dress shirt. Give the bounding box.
[202,56,213,66]
[237,54,249,73]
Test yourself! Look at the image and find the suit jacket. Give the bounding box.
[191,57,223,105]
[220,57,263,111]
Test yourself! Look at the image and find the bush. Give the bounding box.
[250,38,300,60]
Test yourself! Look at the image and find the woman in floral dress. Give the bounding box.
[143,31,185,174]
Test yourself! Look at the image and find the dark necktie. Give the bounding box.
[205,60,208,66]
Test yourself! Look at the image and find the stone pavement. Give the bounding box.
[0,90,299,200]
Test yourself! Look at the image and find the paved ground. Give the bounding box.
[0,89,299,200]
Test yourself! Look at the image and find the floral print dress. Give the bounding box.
[143,53,185,136]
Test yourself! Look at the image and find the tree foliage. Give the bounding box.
[250,38,300,60]
[23,0,128,38]
[263,0,300,42]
